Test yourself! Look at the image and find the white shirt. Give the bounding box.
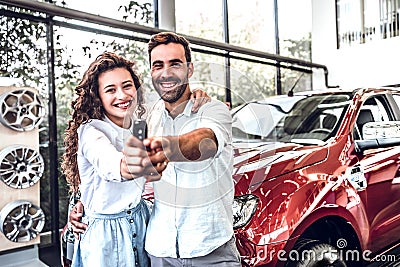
[145,99,234,258]
[77,116,145,214]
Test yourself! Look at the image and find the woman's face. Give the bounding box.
[98,67,137,127]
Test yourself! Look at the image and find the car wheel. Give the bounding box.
[0,145,44,189]
[0,200,45,242]
[0,88,46,131]
[285,240,347,267]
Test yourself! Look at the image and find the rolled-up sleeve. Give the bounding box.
[198,101,232,157]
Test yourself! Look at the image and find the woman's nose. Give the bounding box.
[116,87,127,98]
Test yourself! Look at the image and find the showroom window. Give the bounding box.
[50,0,154,26]
[227,0,275,53]
[175,0,224,42]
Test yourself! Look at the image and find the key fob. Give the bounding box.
[131,119,147,141]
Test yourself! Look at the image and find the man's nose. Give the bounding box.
[160,66,173,78]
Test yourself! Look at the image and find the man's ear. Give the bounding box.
[188,62,194,78]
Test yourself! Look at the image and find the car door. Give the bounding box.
[353,94,400,252]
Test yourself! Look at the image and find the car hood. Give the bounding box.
[233,141,328,192]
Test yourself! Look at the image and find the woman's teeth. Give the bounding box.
[116,101,130,108]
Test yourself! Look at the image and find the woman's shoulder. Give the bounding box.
[78,119,118,140]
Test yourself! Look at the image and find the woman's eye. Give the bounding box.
[105,88,115,93]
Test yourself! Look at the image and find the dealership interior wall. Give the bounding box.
[0,0,399,266]
[312,0,400,89]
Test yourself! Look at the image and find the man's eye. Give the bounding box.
[152,64,163,70]
[171,62,182,68]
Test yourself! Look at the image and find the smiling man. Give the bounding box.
[126,32,241,267]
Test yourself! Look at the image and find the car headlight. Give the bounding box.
[233,194,259,229]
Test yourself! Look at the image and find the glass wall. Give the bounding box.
[190,52,226,102]
[228,0,276,52]
[230,59,276,107]
[175,0,223,41]
[50,0,154,27]
[278,0,312,60]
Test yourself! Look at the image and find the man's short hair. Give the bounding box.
[148,32,192,64]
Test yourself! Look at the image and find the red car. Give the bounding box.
[231,87,400,266]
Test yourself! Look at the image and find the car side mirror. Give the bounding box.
[355,121,400,153]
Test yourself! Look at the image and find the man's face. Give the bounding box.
[150,43,193,103]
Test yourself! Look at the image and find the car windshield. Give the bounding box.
[232,93,351,145]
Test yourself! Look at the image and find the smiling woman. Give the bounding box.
[61,52,151,267]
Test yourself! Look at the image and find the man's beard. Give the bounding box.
[153,76,189,103]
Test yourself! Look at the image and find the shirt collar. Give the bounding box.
[162,99,194,119]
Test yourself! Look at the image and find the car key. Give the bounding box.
[131,119,147,141]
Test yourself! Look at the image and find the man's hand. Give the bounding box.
[69,200,87,240]
[190,88,211,113]
[143,128,217,163]
[142,137,170,181]
[143,137,170,163]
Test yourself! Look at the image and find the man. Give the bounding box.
[71,32,240,267]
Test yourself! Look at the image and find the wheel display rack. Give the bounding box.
[0,200,45,242]
[0,86,46,253]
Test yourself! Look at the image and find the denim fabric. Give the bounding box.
[71,199,150,267]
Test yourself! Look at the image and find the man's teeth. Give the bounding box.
[161,82,176,88]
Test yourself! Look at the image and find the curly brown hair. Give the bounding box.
[62,52,145,193]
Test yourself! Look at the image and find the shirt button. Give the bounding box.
[130,219,134,223]
[127,210,131,214]
[133,233,137,238]
[133,246,137,251]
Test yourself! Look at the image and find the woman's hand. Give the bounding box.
[190,88,211,113]
[69,201,87,240]
[121,135,148,179]
[123,135,167,181]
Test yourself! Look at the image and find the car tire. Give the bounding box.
[285,240,347,267]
